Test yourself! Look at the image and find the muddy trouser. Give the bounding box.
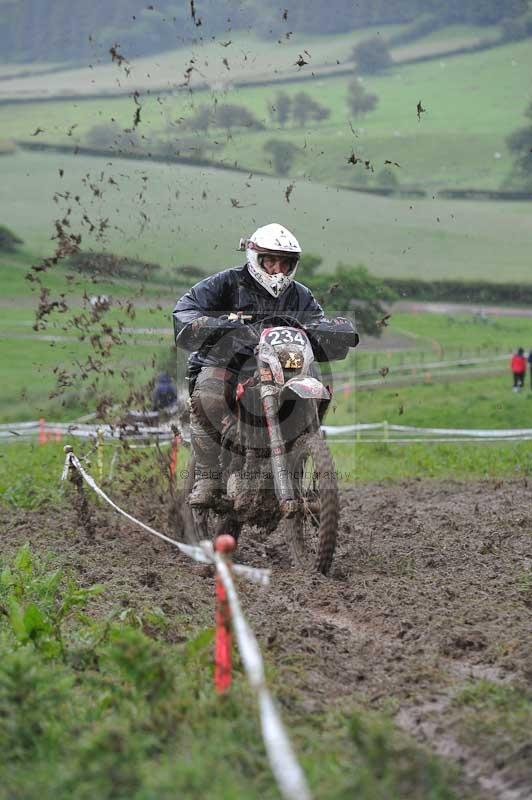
[513,371,525,388]
[189,367,236,480]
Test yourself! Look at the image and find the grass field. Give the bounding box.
[332,440,532,482]
[3,246,532,436]
[0,23,498,101]
[1,35,529,195]
[333,374,532,428]
[2,150,532,281]
[205,38,532,189]
[0,249,174,421]
[349,311,532,373]
[0,26,397,98]
[0,249,169,299]
[2,19,532,477]
[3,310,532,486]
[0,334,172,422]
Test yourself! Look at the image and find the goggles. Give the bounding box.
[259,253,299,271]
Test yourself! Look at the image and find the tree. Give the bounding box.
[500,11,532,41]
[85,122,141,153]
[303,263,396,336]
[183,102,264,133]
[214,103,264,131]
[268,92,292,128]
[155,137,207,160]
[183,105,213,133]
[291,92,331,127]
[297,254,323,278]
[0,225,23,253]
[263,139,300,176]
[376,167,400,189]
[505,101,532,188]
[347,77,378,117]
[311,105,331,123]
[352,37,393,74]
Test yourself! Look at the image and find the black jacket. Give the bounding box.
[173,265,325,378]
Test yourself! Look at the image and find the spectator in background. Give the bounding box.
[152,372,177,411]
[528,350,532,389]
[511,348,527,392]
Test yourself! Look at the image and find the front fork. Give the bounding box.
[261,385,297,517]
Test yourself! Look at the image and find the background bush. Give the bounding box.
[0,225,23,253]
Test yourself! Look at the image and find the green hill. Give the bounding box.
[2,150,531,281]
[1,35,530,193]
[0,22,500,101]
[1,20,530,285]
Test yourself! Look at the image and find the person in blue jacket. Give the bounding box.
[152,372,177,411]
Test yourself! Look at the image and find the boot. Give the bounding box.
[189,417,222,507]
[188,469,221,507]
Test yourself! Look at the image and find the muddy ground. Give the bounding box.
[2,478,531,799]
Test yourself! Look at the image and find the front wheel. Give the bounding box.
[283,433,339,575]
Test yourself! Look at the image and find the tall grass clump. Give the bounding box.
[0,544,468,799]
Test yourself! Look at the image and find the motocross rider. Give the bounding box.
[172,222,357,507]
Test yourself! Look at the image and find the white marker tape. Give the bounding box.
[62,452,269,586]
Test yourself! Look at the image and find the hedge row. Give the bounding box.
[346,185,532,201]
[384,278,532,304]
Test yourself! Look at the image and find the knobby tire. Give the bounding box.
[285,432,339,575]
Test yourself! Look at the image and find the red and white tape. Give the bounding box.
[215,553,312,800]
[61,449,311,799]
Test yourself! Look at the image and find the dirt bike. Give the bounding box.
[182,313,357,575]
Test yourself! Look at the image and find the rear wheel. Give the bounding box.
[284,433,339,575]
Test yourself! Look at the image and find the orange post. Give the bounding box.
[169,433,181,480]
[214,534,236,695]
[38,418,47,445]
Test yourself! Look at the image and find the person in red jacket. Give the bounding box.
[511,347,526,391]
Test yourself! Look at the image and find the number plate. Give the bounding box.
[264,328,306,347]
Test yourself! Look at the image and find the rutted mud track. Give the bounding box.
[3,479,531,799]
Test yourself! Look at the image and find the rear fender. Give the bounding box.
[282,376,330,400]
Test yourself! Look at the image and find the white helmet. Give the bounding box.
[240,223,301,297]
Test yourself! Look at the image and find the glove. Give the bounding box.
[190,315,241,332]
[325,317,359,347]
[308,317,359,361]
[331,316,350,326]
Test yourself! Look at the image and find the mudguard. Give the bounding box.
[258,339,285,386]
[282,376,330,400]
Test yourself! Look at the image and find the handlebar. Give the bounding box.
[192,313,359,352]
